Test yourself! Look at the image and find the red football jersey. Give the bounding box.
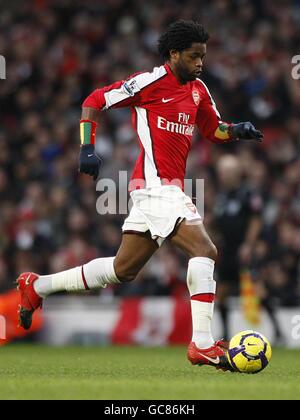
[83,63,227,191]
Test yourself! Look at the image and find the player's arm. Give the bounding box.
[196,84,263,144]
[79,78,142,179]
[79,107,102,180]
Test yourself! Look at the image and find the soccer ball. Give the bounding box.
[227,330,272,374]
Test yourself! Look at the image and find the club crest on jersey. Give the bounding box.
[123,79,139,97]
[186,202,197,214]
[192,90,200,106]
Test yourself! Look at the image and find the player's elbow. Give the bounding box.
[82,89,104,111]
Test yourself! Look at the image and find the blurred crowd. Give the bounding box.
[0,0,300,305]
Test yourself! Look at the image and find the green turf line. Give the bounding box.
[0,345,299,400]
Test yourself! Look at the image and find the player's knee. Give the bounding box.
[191,241,218,261]
[206,242,218,261]
[114,263,137,283]
[118,273,137,283]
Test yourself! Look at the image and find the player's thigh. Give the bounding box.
[114,231,159,282]
[169,219,218,260]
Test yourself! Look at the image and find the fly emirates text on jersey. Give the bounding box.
[157,112,194,136]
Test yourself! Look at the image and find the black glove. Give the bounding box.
[230,122,263,142]
[79,144,102,180]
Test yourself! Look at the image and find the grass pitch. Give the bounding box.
[0,345,299,400]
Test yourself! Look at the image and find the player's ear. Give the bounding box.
[169,49,180,62]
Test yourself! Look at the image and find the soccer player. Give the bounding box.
[16,20,263,371]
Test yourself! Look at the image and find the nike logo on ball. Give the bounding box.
[162,98,174,103]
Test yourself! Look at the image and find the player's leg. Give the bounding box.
[114,231,159,282]
[169,219,232,370]
[17,231,158,329]
[169,220,217,348]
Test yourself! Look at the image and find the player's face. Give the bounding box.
[171,43,207,83]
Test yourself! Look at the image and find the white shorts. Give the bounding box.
[122,185,202,246]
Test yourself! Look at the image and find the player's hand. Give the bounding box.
[79,144,102,181]
[230,122,263,142]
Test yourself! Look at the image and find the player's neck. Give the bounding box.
[167,62,187,85]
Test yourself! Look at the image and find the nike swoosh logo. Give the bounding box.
[25,274,31,286]
[199,354,220,365]
[88,154,94,158]
[162,98,175,103]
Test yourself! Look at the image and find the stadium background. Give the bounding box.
[0,0,300,346]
